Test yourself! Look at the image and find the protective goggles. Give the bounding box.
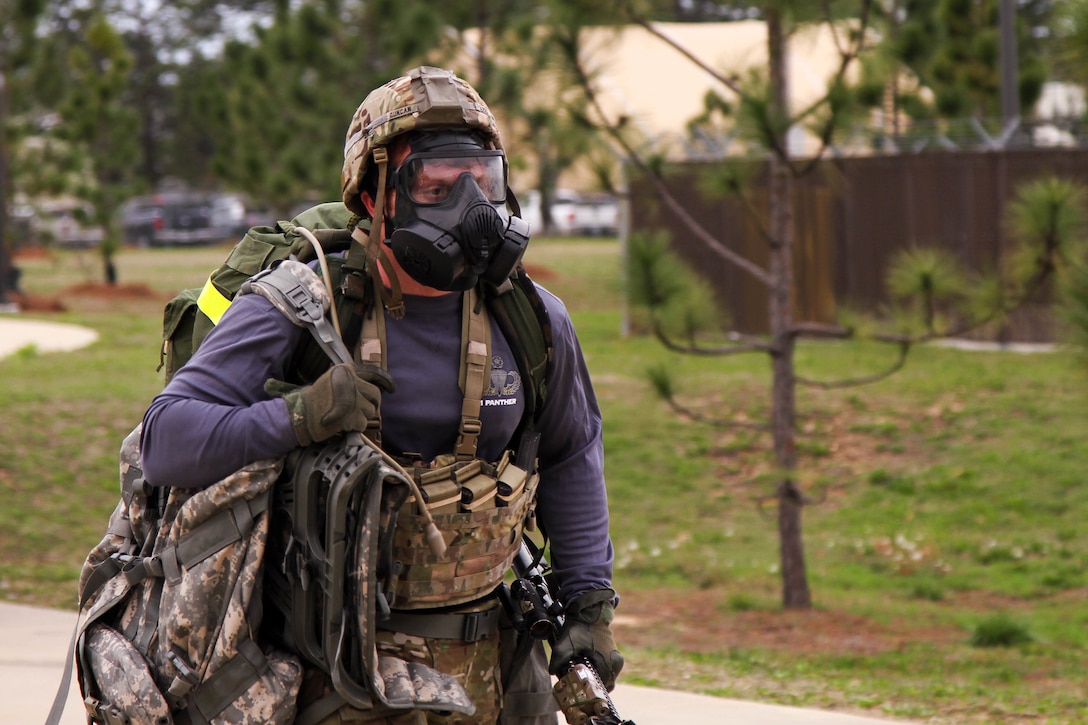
[395,150,507,205]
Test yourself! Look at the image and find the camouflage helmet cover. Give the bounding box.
[341,66,503,218]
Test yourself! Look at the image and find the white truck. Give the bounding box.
[571,193,619,237]
[519,189,619,237]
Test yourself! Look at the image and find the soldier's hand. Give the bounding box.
[268,362,395,446]
[548,588,624,690]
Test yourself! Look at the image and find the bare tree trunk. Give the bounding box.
[766,4,811,610]
[475,0,490,86]
[0,69,12,307]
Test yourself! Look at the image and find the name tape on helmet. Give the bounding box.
[344,130,365,156]
[343,103,424,157]
[366,103,422,137]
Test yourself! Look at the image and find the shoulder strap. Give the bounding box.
[455,288,491,460]
[486,268,552,430]
[357,274,388,369]
[355,284,491,460]
[240,260,354,365]
[355,274,388,445]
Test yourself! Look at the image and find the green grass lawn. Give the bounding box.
[3,239,1087,722]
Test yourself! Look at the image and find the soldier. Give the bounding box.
[139,66,622,724]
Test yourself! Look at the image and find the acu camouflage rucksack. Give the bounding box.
[49,425,304,725]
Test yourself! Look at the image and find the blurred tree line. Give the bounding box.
[3,0,1083,244]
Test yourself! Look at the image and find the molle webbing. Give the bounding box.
[390,455,539,609]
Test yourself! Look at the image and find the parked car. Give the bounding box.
[29,198,106,249]
[571,193,619,237]
[516,189,545,235]
[548,189,584,236]
[517,189,599,237]
[120,192,243,247]
[211,194,247,238]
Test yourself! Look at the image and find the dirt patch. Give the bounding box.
[12,247,55,261]
[11,282,164,313]
[691,394,953,509]
[9,292,67,312]
[613,588,963,657]
[62,282,161,300]
[522,263,556,281]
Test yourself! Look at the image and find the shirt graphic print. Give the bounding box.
[484,355,521,407]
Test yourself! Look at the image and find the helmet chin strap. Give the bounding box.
[367,147,390,260]
[349,227,405,320]
[353,146,405,319]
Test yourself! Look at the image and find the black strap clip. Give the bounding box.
[462,610,495,643]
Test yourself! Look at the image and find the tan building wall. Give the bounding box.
[578,21,858,157]
[451,21,861,193]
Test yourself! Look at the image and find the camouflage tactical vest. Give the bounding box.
[360,287,542,609]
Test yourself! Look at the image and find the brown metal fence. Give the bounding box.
[629,149,1088,342]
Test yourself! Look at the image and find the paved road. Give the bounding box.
[0,317,916,725]
[0,601,912,725]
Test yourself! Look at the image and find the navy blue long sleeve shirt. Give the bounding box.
[141,284,614,603]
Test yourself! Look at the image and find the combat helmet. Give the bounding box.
[341,66,503,219]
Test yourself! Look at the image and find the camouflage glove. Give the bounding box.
[548,588,623,691]
[267,362,395,446]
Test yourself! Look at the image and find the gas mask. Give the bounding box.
[386,135,530,291]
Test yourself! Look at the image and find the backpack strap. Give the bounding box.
[174,637,271,722]
[486,268,552,434]
[357,277,388,369]
[344,204,406,319]
[455,287,492,460]
[354,282,491,459]
[356,273,388,445]
[240,260,354,365]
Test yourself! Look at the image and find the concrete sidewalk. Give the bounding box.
[0,319,914,724]
[0,316,99,358]
[0,601,911,725]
